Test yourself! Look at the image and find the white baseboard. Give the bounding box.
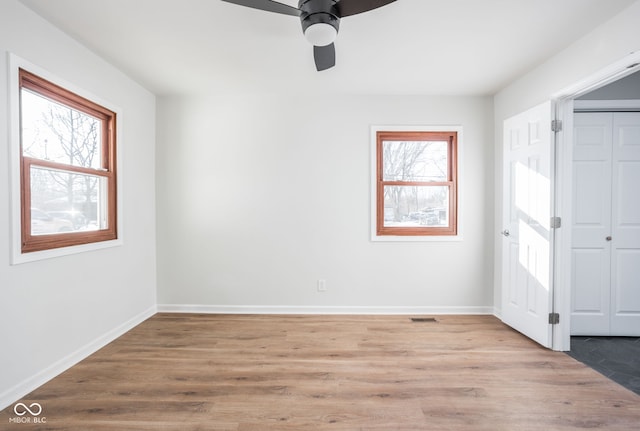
[0,305,157,411]
[157,304,494,315]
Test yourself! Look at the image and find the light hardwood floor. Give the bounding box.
[2,314,639,430]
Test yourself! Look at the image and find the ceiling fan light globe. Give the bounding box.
[304,23,337,47]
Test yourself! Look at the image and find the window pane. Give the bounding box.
[382,140,448,181]
[21,89,102,169]
[383,185,449,227]
[30,167,108,235]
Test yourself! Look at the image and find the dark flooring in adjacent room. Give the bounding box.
[568,336,640,396]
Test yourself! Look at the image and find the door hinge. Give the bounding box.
[549,313,560,325]
[550,217,561,229]
[551,119,563,132]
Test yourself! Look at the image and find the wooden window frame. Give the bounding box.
[19,68,117,253]
[376,130,458,237]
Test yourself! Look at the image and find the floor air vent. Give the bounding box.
[410,317,438,323]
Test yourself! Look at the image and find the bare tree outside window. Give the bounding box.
[382,140,448,225]
[22,90,103,231]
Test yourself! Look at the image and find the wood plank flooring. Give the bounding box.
[2,314,639,430]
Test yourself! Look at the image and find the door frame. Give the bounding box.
[551,51,640,351]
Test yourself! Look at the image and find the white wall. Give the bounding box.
[0,0,157,409]
[493,1,640,313]
[578,70,640,99]
[156,94,494,313]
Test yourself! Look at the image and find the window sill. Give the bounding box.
[370,234,463,242]
[11,238,123,265]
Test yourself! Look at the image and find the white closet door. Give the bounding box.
[610,112,640,335]
[571,112,640,336]
[571,113,613,335]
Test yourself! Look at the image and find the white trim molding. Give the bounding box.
[574,99,640,111]
[157,304,493,315]
[551,51,640,101]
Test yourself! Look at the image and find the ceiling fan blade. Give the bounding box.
[221,0,301,16]
[335,0,396,17]
[314,44,336,71]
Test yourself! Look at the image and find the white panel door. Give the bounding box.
[502,101,554,348]
[571,113,613,335]
[611,112,640,335]
[571,112,640,336]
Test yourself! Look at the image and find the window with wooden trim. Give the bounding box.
[376,130,458,236]
[19,68,117,253]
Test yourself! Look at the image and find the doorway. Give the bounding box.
[500,53,640,352]
[554,64,640,350]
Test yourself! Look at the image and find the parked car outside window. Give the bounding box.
[31,208,74,235]
[47,210,87,230]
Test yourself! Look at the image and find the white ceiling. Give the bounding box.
[18,0,636,96]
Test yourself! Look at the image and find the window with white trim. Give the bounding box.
[374,129,459,238]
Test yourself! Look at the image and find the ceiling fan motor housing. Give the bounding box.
[299,0,340,38]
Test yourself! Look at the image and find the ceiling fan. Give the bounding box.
[221,0,397,71]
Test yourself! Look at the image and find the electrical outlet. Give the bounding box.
[317,279,327,292]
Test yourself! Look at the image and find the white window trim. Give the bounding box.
[7,53,124,264]
[370,125,464,242]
